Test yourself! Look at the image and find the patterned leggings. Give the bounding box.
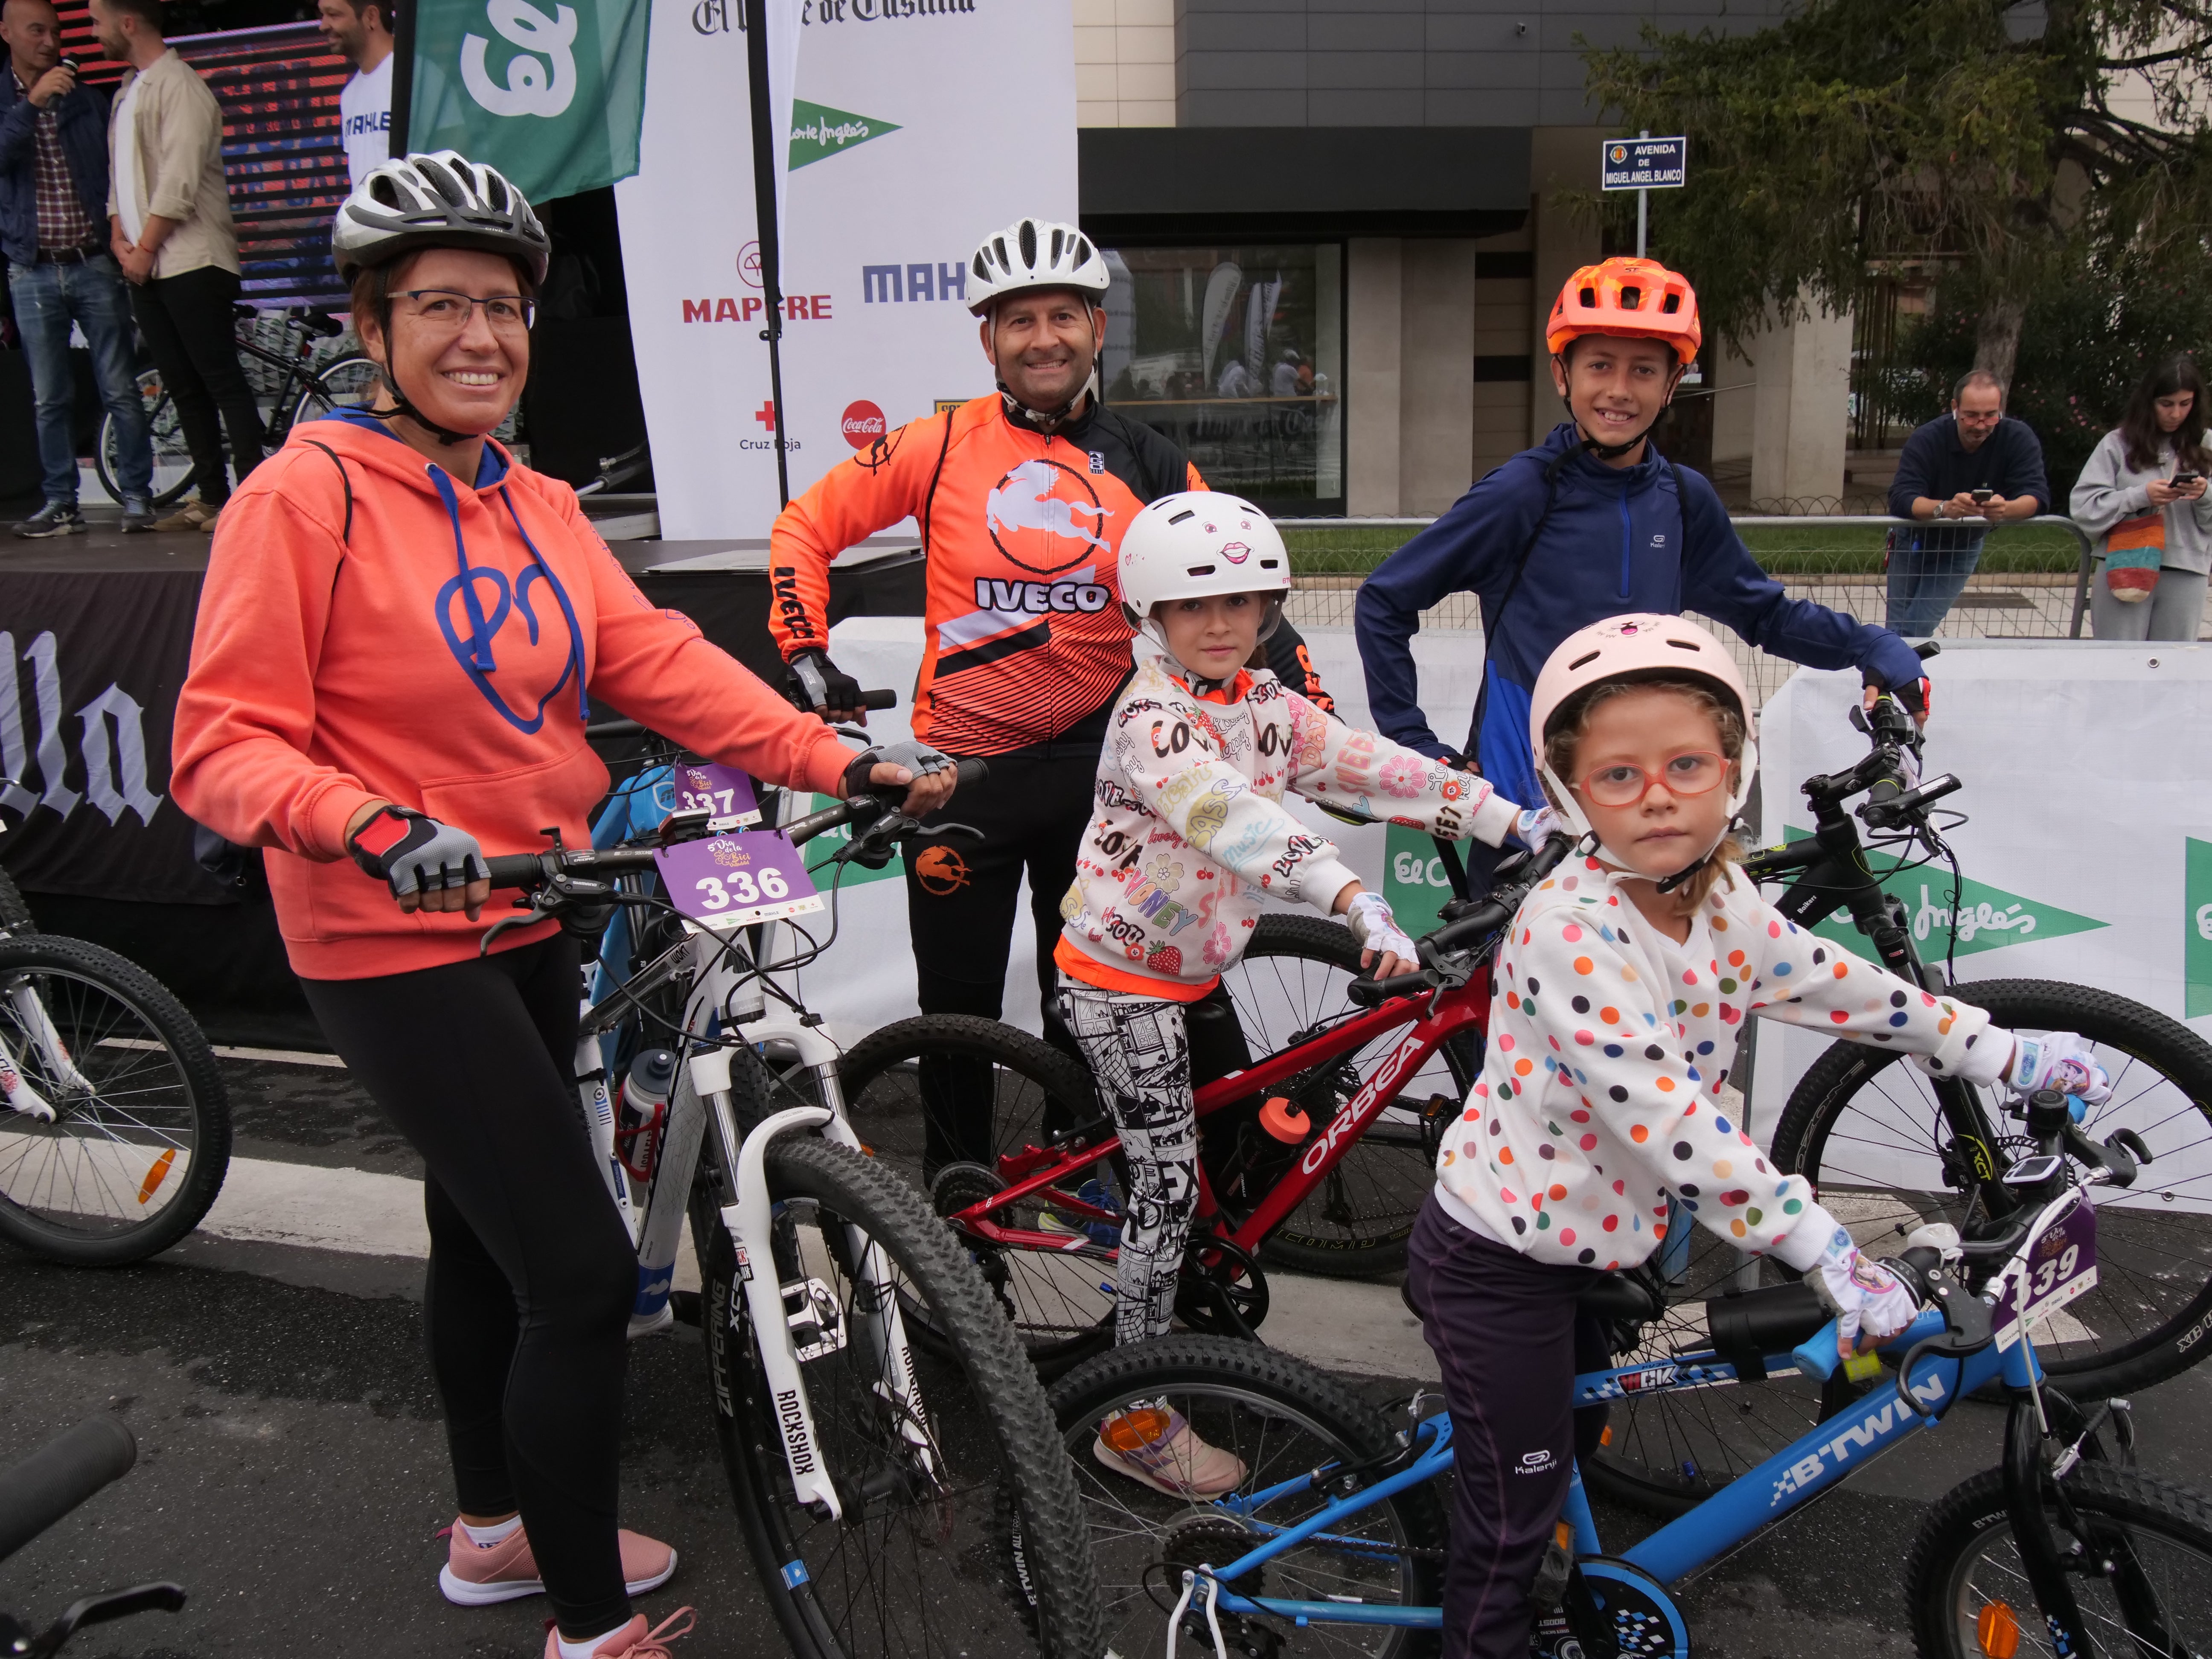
[1059,977,1198,1345]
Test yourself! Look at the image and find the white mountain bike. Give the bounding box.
[478,759,1100,1659]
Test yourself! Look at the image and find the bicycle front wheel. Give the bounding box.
[694,1126,1101,1659]
[1907,1462,2212,1659]
[1777,979,2212,1399]
[1048,1334,1447,1659]
[0,936,230,1265]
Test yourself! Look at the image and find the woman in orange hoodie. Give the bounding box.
[169,152,954,1659]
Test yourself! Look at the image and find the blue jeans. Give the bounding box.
[1884,525,1988,637]
[6,253,152,505]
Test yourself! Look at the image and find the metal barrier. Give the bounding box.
[1281,513,2100,711]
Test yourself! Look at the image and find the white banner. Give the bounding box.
[614,0,1078,540]
[1750,640,2212,1148]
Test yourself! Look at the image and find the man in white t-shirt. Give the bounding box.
[319,0,391,188]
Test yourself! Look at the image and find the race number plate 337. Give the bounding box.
[1992,1194,2098,1352]
[671,762,762,829]
[655,832,824,932]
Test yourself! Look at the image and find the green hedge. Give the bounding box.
[1283,523,2087,579]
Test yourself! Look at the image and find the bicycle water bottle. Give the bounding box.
[615,1049,678,1183]
[617,1049,683,1335]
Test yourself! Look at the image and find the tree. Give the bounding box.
[1580,0,2212,381]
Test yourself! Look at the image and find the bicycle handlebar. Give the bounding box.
[0,1415,136,1565]
[1348,834,1578,1006]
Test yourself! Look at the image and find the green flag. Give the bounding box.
[405,0,649,205]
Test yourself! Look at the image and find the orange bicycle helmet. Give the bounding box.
[1546,257,1701,365]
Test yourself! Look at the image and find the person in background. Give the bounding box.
[2072,356,2212,643]
[1,0,153,536]
[93,0,263,533]
[1885,370,2050,637]
[317,0,392,188]
[1269,347,1302,398]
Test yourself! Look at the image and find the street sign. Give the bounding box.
[1601,136,1688,191]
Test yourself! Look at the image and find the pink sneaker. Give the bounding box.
[541,1608,696,1657]
[1094,1406,1246,1498]
[439,1519,678,1606]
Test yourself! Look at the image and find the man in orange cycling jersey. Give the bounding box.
[769,215,1328,1179]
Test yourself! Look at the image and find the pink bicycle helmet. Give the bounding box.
[1527,614,1758,860]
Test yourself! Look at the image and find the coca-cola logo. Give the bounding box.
[841,399,886,448]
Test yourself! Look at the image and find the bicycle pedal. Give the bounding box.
[783,1276,847,1361]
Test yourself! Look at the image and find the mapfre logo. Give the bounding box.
[984,459,1113,576]
[841,400,886,449]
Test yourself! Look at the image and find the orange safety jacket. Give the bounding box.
[769,394,1202,755]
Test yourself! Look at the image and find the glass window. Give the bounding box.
[1099,243,1344,515]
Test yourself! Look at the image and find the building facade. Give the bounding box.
[1074,0,1854,517]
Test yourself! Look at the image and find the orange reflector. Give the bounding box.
[137,1148,176,1206]
[1100,1407,1174,1453]
[1977,1601,2021,1659]
[1599,1424,1614,1447]
[1259,1096,1310,1142]
[1554,1521,1575,1550]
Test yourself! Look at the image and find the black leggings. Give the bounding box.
[128,265,264,505]
[303,934,636,1639]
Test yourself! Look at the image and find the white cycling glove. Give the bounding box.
[2003,1031,2112,1106]
[1512,804,1563,851]
[1810,1225,1919,1354]
[1342,890,1417,973]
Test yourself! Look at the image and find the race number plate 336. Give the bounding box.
[1992,1195,2098,1352]
[655,832,824,932]
[671,762,762,829]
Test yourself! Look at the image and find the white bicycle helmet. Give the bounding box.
[1527,614,1757,870]
[966,217,1111,316]
[1117,491,1290,653]
[334,150,550,285]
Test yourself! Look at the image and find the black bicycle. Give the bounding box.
[0,1416,184,1657]
[96,306,378,509]
[1586,645,2212,1512]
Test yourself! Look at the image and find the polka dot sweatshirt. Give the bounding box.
[1431,856,2007,1272]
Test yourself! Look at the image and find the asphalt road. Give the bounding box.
[6,1051,2212,1659]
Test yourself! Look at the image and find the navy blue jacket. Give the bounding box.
[1885,413,2050,554]
[0,66,111,269]
[1355,424,1925,812]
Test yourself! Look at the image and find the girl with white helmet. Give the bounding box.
[1056,491,1549,1496]
[1404,614,2109,1659]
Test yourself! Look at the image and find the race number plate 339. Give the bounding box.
[671,762,762,829]
[1992,1194,2098,1352]
[655,832,824,932]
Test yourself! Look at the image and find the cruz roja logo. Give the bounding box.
[0,630,163,827]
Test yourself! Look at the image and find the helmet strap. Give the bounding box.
[992,307,1104,432]
[363,295,482,449]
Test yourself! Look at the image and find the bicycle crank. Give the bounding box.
[1176,1235,1270,1339]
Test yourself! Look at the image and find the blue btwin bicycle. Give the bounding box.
[1045,1086,2212,1659]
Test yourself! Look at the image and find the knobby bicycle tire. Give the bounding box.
[1776,978,2212,1400]
[1047,1333,1447,1659]
[690,1101,1101,1659]
[1906,1461,2212,1659]
[0,936,230,1266]
[0,866,35,935]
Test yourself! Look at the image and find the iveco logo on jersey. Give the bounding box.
[985,459,1114,576]
[971,577,1112,615]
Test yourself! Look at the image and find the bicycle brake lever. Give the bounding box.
[909,819,984,842]
[1892,1265,1994,1418]
[478,904,557,956]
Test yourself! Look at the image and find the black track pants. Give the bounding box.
[1405,1197,1600,1659]
[905,736,1098,1178]
[302,934,637,1639]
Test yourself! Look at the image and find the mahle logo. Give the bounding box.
[1782,828,2105,960]
[789,101,900,170]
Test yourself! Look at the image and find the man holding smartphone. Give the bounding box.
[1885,369,2050,635]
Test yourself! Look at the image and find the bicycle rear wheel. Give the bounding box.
[0,936,229,1265]
[289,354,381,428]
[693,1120,1101,1659]
[1047,1334,1446,1659]
[96,370,194,508]
[1907,1462,2212,1659]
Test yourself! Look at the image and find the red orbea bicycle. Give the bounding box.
[839,837,1577,1371]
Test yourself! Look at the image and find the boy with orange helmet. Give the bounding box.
[1356,256,1927,887]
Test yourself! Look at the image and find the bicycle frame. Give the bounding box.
[952,964,1492,1268]
[1170,1184,2143,1658]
